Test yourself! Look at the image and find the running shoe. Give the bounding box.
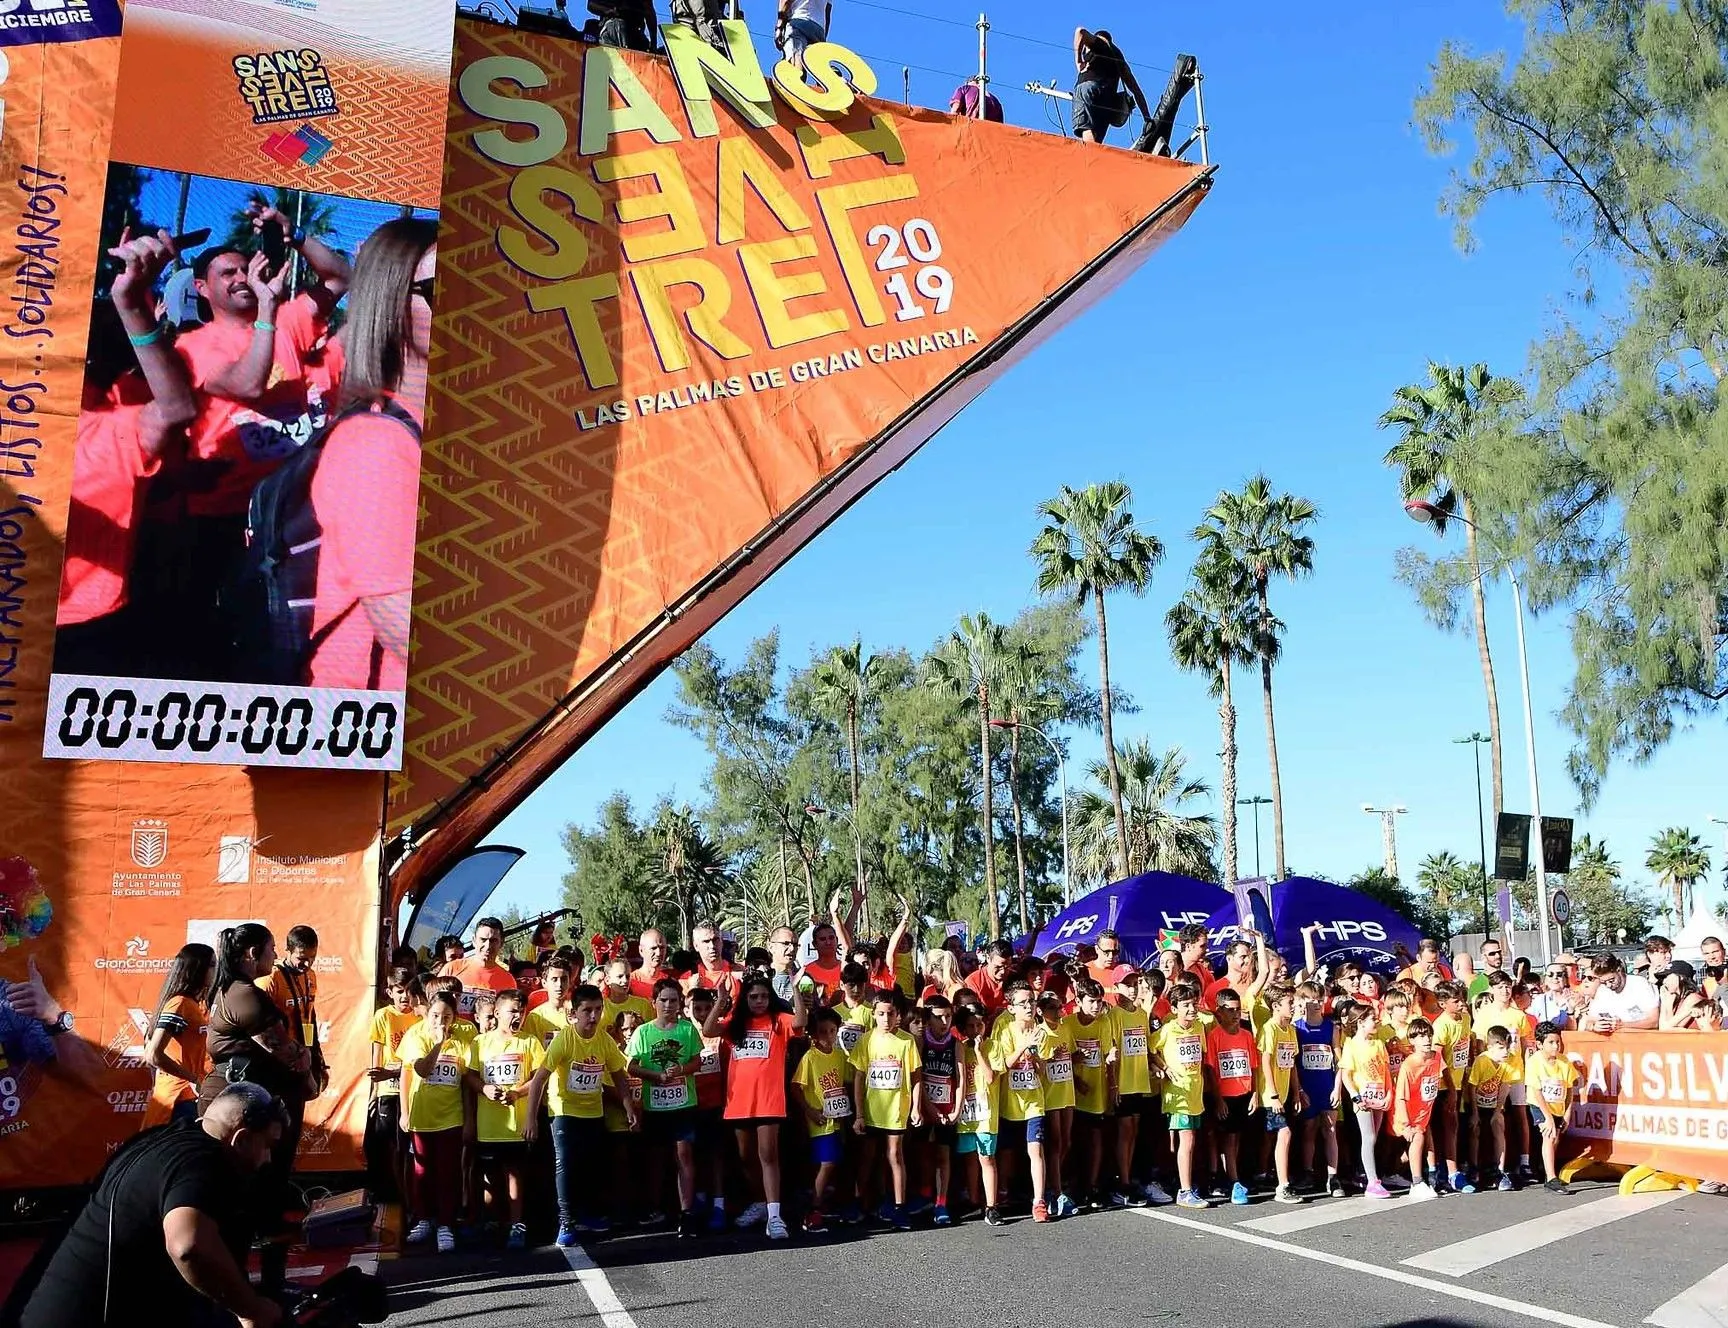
[906,1195,932,1217]
[1326,1175,1348,1198]
[1496,1174,1515,1192]
[803,1210,826,1233]
[890,1204,912,1232]
[1032,1200,1050,1223]
[642,1209,668,1228]
[735,1201,768,1228]
[1458,1179,1478,1194]
[1206,1183,1229,1201]
[877,1200,897,1226]
[1108,1189,1131,1208]
[708,1204,728,1232]
[1124,1186,1150,1209]
[1544,1178,1570,1195]
[933,1203,953,1227]
[677,1211,701,1239]
[765,1214,790,1241]
[1364,1181,1392,1200]
[837,1203,863,1226]
[1176,1189,1209,1209]
[435,1226,456,1253]
[1143,1181,1174,1207]
[587,1216,611,1235]
[1230,1182,1251,1206]
[1274,1185,1304,1205]
[1407,1183,1437,1203]
[1383,1174,1411,1192]
[406,1220,433,1245]
[1450,1171,1472,1192]
[507,1223,527,1250]
[1517,1166,1536,1188]
[555,1225,580,1248]
[1698,1179,1727,1195]
[984,1207,1005,1227]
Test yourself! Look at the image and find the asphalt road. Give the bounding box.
[375,1181,1728,1328]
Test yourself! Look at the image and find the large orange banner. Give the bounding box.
[1562,1030,1728,1184]
[390,19,1210,900]
[3,0,454,1189]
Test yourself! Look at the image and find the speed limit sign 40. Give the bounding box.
[1550,889,1571,927]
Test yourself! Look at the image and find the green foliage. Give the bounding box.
[1070,740,1218,886]
[559,792,656,939]
[1647,825,1712,918]
[1346,866,1453,941]
[1415,1,1728,803]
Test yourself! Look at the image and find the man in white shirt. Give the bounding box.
[777,0,829,72]
[1585,954,1660,1032]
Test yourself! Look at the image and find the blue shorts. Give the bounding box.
[1263,1110,1290,1134]
[956,1131,998,1157]
[780,16,825,64]
[811,1130,844,1166]
[998,1114,1046,1148]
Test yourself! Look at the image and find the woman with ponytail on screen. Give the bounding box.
[140,943,215,1129]
[302,217,438,691]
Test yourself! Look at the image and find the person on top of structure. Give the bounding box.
[1072,27,1149,145]
[777,0,830,73]
[950,78,1004,121]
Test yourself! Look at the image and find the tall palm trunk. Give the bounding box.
[1095,595,1131,880]
[1462,502,1505,823]
[845,700,865,897]
[978,683,1000,938]
[1218,656,1239,887]
[1257,581,1287,880]
[1007,716,1030,935]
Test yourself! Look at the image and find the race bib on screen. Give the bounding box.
[649,1082,689,1111]
[925,1075,952,1105]
[736,1031,771,1061]
[1122,1028,1148,1058]
[1174,1034,1202,1067]
[867,1059,903,1091]
[1301,1044,1333,1071]
[1218,1049,1251,1080]
[566,1063,602,1095]
[1046,1058,1073,1083]
[1360,1083,1390,1110]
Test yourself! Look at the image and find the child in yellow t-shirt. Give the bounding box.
[792,1007,854,1231]
[1256,983,1304,1205]
[1468,1025,1516,1189]
[1477,970,1535,1182]
[1339,1007,1394,1198]
[1109,971,1153,1207]
[1153,980,1209,1208]
[848,991,922,1227]
[991,981,1051,1222]
[468,990,545,1249]
[1430,980,1473,1193]
[366,968,420,1203]
[532,983,634,1240]
[399,990,474,1250]
[1524,1021,1581,1195]
[1037,991,1078,1217]
[953,1006,1004,1225]
[1066,977,1119,1206]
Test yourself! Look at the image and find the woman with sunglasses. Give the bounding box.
[304,216,439,691]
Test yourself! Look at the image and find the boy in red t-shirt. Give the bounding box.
[1393,1017,1445,1201]
[1204,989,1258,1204]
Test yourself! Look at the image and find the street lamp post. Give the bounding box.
[989,718,1071,907]
[1406,499,1552,963]
[1362,804,1408,880]
[1237,796,1271,878]
[1456,733,1493,937]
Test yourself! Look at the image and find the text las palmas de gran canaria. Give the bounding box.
[458,22,981,431]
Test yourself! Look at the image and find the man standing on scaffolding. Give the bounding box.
[590,0,657,50]
[777,0,830,73]
[1072,27,1149,145]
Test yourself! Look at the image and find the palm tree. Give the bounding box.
[1030,482,1163,880]
[925,613,1015,939]
[1166,545,1259,887]
[647,804,730,940]
[1380,363,1519,829]
[1416,850,1468,927]
[809,639,876,899]
[720,856,806,945]
[1196,475,1316,881]
[1646,827,1711,921]
[1070,739,1217,884]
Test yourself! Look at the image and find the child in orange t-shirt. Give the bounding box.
[1392,1017,1444,1200]
[1204,989,1259,1204]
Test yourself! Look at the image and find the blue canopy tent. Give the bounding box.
[1031,872,1231,966]
[1203,875,1421,976]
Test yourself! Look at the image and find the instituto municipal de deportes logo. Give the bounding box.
[129,818,168,869]
[217,835,253,885]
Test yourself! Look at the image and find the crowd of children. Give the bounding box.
[364,923,1599,1253]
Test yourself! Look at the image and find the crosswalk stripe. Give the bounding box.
[1644,1259,1728,1328]
[1238,1195,1396,1235]
[1401,1191,1684,1276]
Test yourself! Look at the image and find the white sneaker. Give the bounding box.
[435,1225,456,1253]
[765,1214,790,1240]
[1407,1182,1437,1203]
[1384,1175,1411,1192]
[734,1201,769,1228]
[1143,1181,1174,1206]
[406,1219,433,1245]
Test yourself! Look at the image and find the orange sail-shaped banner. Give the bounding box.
[391,17,1210,897]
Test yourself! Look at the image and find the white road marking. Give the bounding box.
[1644,1260,1728,1328]
[1135,1209,1619,1328]
[560,1244,639,1328]
[346,1252,379,1276]
[1403,1191,1683,1276]
[1238,1194,1400,1235]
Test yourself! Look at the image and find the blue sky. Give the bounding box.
[484,0,1727,931]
